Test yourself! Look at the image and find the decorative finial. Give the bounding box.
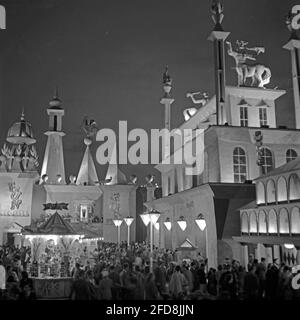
[20,107,25,121]
[49,86,62,108]
[163,65,172,86]
[162,66,172,97]
[211,0,224,31]
[54,85,59,99]
[285,10,299,40]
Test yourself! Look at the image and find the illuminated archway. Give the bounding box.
[258,210,267,234]
[277,176,287,202]
[268,209,278,234]
[291,207,300,234]
[279,208,289,234]
[289,173,300,201]
[256,182,265,205]
[241,212,249,233]
[249,211,258,234]
[266,179,276,204]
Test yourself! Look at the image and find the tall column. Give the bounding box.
[160,67,175,160]
[208,1,230,125]
[284,14,300,129]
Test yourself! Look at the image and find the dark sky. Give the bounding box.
[0,0,298,183]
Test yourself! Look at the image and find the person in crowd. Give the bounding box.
[119,263,134,300]
[169,265,187,299]
[207,268,217,296]
[198,264,207,294]
[98,270,113,300]
[243,265,259,300]
[70,269,92,300]
[265,264,279,300]
[256,257,267,299]
[0,259,6,293]
[18,284,36,300]
[144,267,160,300]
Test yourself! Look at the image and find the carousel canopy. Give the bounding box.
[23,211,79,236]
[71,222,103,240]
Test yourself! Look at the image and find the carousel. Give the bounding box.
[21,211,84,299]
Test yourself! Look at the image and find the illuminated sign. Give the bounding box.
[292,5,300,30]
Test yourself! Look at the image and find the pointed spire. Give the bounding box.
[104,142,127,185]
[76,138,99,186]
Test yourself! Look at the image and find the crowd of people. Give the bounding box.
[1,242,300,300]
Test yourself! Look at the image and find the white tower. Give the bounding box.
[41,90,66,184]
[283,11,300,129]
[208,0,230,125]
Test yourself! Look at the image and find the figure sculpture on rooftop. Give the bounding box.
[226,41,271,88]
[211,0,224,29]
[183,92,209,121]
[82,116,98,139]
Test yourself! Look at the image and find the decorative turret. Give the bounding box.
[0,110,39,172]
[40,89,66,184]
[283,9,300,129]
[208,0,230,125]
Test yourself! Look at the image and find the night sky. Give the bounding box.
[0,0,298,183]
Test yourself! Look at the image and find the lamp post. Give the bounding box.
[140,209,160,272]
[124,216,134,248]
[177,216,187,231]
[164,217,172,231]
[195,213,208,270]
[112,218,123,245]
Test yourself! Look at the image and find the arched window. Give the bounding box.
[277,177,287,202]
[289,174,300,201]
[241,212,249,233]
[233,147,247,183]
[266,179,276,204]
[286,149,298,163]
[268,209,278,234]
[256,182,265,205]
[249,211,258,233]
[261,148,274,174]
[279,208,289,234]
[291,207,300,234]
[258,210,267,234]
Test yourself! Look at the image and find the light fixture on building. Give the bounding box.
[284,243,295,249]
[56,174,62,184]
[177,216,187,231]
[164,217,172,231]
[195,213,206,231]
[112,218,123,245]
[140,212,151,226]
[124,216,134,247]
[154,222,160,231]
